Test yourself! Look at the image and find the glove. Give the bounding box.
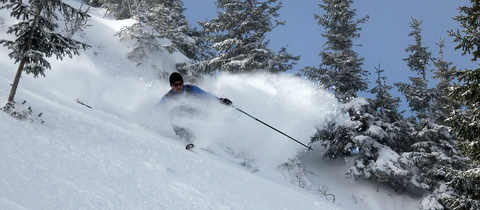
[219,98,232,106]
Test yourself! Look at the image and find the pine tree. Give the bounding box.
[115,22,159,66]
[183,0,299,77]
[367,65,413,152]
[442,168,480,210]
[102,0,134,19]
[386,19,475,205]
[402,122,469,194]
[347,91,467,200]
[346,136,412,193]
[302,0,369,103]
[0,0,90,112]
[431,38,460,125]
[370,64,402,123]
[345,65,416,193]
[395,18,433,122]
[312,121,357,159]
[146,0,202,58]
[447,1,480,163]
[305,0,369,160]
[115,0,208,68]
[441,1,480,208]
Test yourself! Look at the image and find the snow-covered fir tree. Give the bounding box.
[62,0,91,38]
[442,0,480,208]
[305,0,370,161]
[447,2,480,163]
[115,17,160,66]
[310,14,472,207]
[401,122,469,194]
[367,65,413,153]
[369,64,403,124]
[301,0,369,103]
[345,66,414,193]
[115,0,207,68]
[347,66,468,205]
[346,134,412,193]
[145,0,206,60]
[101,0,134,19]
[389,18,473,207]
[0,0,90,118]
[430,39,460,125]
[442,168,480,210]
[395,18,434,122]
[181,0,299,77]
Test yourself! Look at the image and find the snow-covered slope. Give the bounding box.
[0,1,421,209]
[0,94,332,209]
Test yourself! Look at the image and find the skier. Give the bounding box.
[159,72,232,150]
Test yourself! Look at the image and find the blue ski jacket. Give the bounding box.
[159,84,217,105]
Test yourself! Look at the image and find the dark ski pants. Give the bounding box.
[172,126,192,144]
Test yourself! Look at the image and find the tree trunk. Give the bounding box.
[7,57,26,102]
[7,0,44,102]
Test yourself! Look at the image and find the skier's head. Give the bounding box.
[169,72,184,92]
[169,72,184,86]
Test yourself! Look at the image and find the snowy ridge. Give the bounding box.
[0,1,421,209]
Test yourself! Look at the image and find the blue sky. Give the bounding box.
[182,0,475,113]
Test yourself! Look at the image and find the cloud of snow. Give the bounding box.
[17,46,345,171]
[21,43,344,171]
[150,72,345,170]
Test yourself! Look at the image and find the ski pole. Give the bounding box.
[233,106,313,151]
